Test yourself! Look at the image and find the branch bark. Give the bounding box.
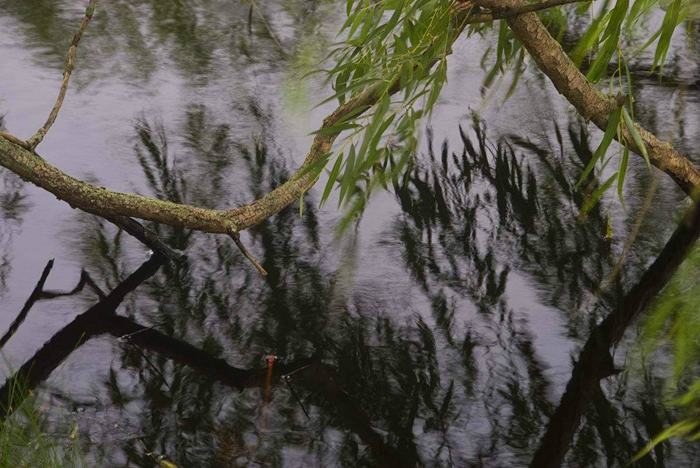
[460,0,587,24]
[502,10,700,197]
[0,15,467,243]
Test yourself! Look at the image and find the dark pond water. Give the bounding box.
[1,1,700,466]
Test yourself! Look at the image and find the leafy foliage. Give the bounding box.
[634,238,700,458]
[308,0,462,228]
[305,0,696,226]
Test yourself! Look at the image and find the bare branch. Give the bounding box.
[228,229,268,276]
[461,0,587,24]
[26,0,97,151]
[0,9,470,240]
[106,215,184,261]
[0,131,30,151]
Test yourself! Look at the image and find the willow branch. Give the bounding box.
[25,0,97,151]
[500,8,700,197]
[460,0,587,24]
[0,13,469,247]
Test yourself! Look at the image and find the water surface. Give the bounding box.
[1,1,699,466]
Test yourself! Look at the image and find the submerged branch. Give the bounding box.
[0,260,55,351]
[0,254,166,419]
[529,202,700,468]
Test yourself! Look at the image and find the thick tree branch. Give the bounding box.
[25,0,97,151]
[502,10,700,197]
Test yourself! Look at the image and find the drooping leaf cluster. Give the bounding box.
[309,0,461,228]
[309,0,697,228]
[633,234,700,458]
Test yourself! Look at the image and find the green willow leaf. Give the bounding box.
[339,144,356,206]
[617,143,629,206]
[321,152,345,205]
[309,122,360,136]
[632,420,700,462]
[586,0,629,83]
[575,108,622,188]
[621,107,650,169]
[653,0,683,71]
[570,6,612,66]
[581,172,618,216]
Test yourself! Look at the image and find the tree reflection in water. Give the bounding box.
[1,109,698,467]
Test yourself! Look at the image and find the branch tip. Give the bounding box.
[26,0,98,151]
[228,230,268,276]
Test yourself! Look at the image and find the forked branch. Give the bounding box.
[0,6,469,250]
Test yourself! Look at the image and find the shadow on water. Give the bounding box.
[0,114,30,298]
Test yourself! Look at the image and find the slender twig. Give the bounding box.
[123,337,172,391]
[249,0,288,57]
[600,174,661,291]
[0,132,30,151]
[281,365,311,379]
[106,215,184,261]
[117,320,168,342]
[228,229,268,276]
[110,421,172,467]
[283,375,310,420]
[264,355,275,404]
[26,0,98,151]
[0,260,54,350]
